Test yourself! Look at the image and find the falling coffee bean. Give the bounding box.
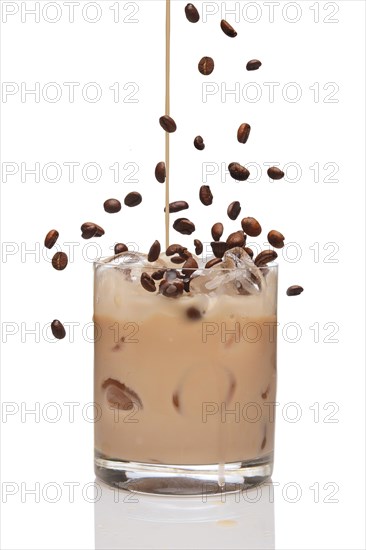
[267,167,284,180]
[159,115,177,133]
[165,201,189,213]
[211,241,227,258]
[81,222,104,239]
[186,307,202,320]
[185,3,199,23]
[254,250,278,267]
[198,56,214,75]
[155,162,166,183]
[205,257,222,268]
[166,243,185,257]
[44,229,59,249]
[114,243,128,255]
[51,319,66,339]
[171,256,185,264]
[199,185,213,206]
[103,199,121,214]
[287,285,304,296]
[173,218,196,235]
[244,247,254,259]
[220,19,237,37]
[268,230,285,249]
[182,256,198,276]
[194,135,205,150]
[152,269,166,281]
[241,217,262,237]
[228,162,250,181]
[194,239,203,255]
[246,59,262,71]
[148,240,161,262]
[226,231,245,249]
[227,201,241,220]
[94,224,105,237]
[237,123,251,144]
[211,222,224,241]
[124,192,142,207]
[140,272,156,293]
[52,251,68,271]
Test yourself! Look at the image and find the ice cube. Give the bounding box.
[99,251,167,283]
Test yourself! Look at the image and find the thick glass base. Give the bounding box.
[94,451,273,496]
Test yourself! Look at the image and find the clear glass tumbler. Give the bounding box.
[94,253,278,495]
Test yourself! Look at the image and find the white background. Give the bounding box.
[0,0,365,548]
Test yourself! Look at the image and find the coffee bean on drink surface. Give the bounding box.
[114,243,128,255]
[226,231,245,249]
[52,251,68,271]
[199,185,213,206]
[241,217,262,237]
[148,240,161,262]
[194,135,205,150]
[103,199,121,213]
[44,229,59,249]
[267,167,284,180]
[205,257,222,268]
[185,3,199,22]
[154,162,166,184]
[268,230,285,249]
[152,269,166,281]
[186,306,202,320]
[159,115,177,133]
[246,59,262,71]
[227,201,241,220]
[124,192,142,207]
[244,247,254,259]
[198,56,214,75]
[51,319,66,339]
[140,272,156,293]
[287,285,304,296]
[254,250,278,267]
[228,162,250,181]
[173,218,196,235]
[164,201,189,213]
[171,256,185,264]
[211,222,223,241]
[182,256,198,276]
[211,241,227,258]
[237,123,251,144]
[220,19,237,37]
[194,239,203,255]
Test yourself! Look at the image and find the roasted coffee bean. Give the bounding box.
[52,251,68,271]
[194,135,205,150]
[244,247,254,259]
[81,222,97,239]
[151,269,166,281]
[211,241,227,258]
[205,257,222,268]
[246,59,262,71]
[171,256,185,264]
[94,224,105,237]
[102,378,143,410]
[228,162,250,181]
[44,229,59,249]
[241,217,262,237]
[166,244,184,256]
[114,243,128,254]
[51,319,66,339]
[124,192,142,207]
[172,392,180,410]
[155,162,166,183]
[182,256,198,276]
[194,239,203,255]
[165,201,189,213]
[211,222,223,241]
[286,285,304,296]
[268,230,285,249]
[104,199,121,213]
[160,280,184,298]
[199,185,213,206]
[173,218,195,235]
[227,201,241,220]
[179,248,192,260]
[254,250,278,267]
[267,166,284,180]
[140,272,156,293]
[198,56,214,75]
[226,230,245,249]
[185,3,199,22]
[148,240,161,262]
[237,123,251,144]
[220,19,237,37]
[159,115,177,133]
[186,306,202,320]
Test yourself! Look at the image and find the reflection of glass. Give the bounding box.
[94,481,275,550]
[94,256,278,495]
